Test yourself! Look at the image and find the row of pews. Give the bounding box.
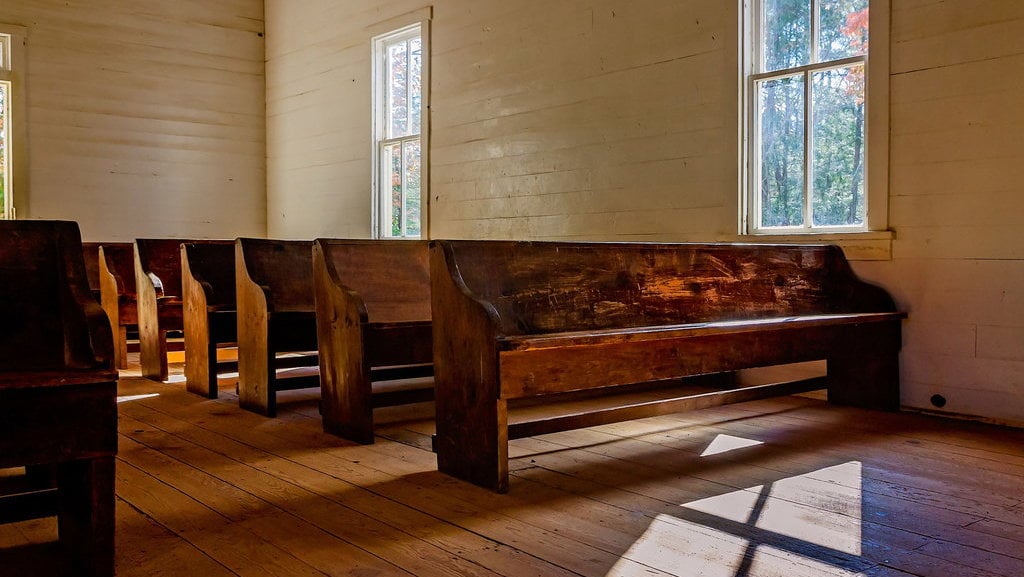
[3,219,908,575]
[87,232,907,494]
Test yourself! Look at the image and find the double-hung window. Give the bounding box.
[0,32,13,219]
[746,0,874,233]
[373,24,426,239]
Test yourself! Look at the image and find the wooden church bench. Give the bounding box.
[430,240,907,492]
[313,239,433,443]
[97,242,137,369]
[0,220,118,577]
[236,238,320,416]
[81,241,103,301]
[182,242,239,398]
[135,238,231,381]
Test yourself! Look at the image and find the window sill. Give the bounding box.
[717,230,893,261]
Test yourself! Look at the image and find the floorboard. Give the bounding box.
[2,356,1023,576]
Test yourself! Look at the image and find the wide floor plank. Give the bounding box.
[3,358,1023,577]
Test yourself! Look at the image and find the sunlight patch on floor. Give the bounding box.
[700,434,764,456]
[117,393,160,403]
[607,461,864,576]
[681,461,863,555]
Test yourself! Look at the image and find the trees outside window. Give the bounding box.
[749,0,869,232]
[0,33,11,219]
[373,25,424,239]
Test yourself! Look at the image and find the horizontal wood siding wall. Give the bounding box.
[266,1,1024,424]
[0,0,266,240]
[857,0,1024,425]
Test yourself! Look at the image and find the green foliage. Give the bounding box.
[758,1,868,229]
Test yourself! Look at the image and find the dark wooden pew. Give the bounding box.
[135,238,230,381]
[182,242,238,398]
[0,220,118,577]
[313,239,433,443]
[236,238,320,416]
[430,240,907,492]
[81,242,103,301]
[97,242,137,369]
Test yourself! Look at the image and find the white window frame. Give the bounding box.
[741,0,888,236]
[372,20,430,239]
[0,25,26,220]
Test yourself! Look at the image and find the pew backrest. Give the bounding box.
[436,240,898,336]
[0,221,113,371]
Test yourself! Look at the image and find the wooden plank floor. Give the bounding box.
[2,356,1023,576]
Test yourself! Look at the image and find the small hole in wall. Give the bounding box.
[930,394,947,408]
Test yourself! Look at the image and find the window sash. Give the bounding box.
[373,24,424,239]
[747,0,870,234]
[378,135,421,238]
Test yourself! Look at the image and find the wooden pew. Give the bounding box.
[0,220,118,577]
[430,240,907,492]
[97,242,137,369]
[182,242,238,398]
[81,242,103,301]
[313,239,433,443]
[236,238,320,416]
[135,239,230,381]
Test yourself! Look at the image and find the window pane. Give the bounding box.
[812,65,865,227]
[409,37,422,135]
[403,139,421,237]
[763,0,810,72]
[388,41,409,138]
[819,1,869,62]
[759,75,805,228]
[382,142,403,236]
[0,81,7,219]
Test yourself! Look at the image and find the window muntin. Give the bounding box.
[374,26,423,239]
[749,0,869,233]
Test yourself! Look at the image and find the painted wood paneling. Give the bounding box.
[0,0,266,240]
[267,0,1024,425]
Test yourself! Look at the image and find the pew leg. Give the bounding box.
[435,398,509,493]
[57,457,115,577]
[114,326,128,370]
[827,352,900,411]
[140,328,169,382]
[321,361,374,445]
[239,346,275,417]
[186,337,216,399]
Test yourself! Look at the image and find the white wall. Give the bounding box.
[856,0,1024,425]
[0,0,266,241]
[259,0,1024,425]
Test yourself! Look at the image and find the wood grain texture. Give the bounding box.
[135,239,229,381]
[1,0,266,240]
[431,240,905,492]
[181,242,238,398]
[236,238,319,416]
[97,243,136,369]
[313,239,433,443]
[0,220,117,577]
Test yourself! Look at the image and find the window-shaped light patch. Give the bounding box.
[699,434,764,457]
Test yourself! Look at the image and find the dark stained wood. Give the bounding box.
[312,239,433,443]
[235,238,320,416]
[81,242,103,302]
[135,239,231,381]
[96,243,136,369]
[181,242,238,398]
[430,240,907,492]
[0,220,118,577]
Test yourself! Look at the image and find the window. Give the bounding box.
[745,0,882,234]
[0,32,12,219]
[0,25,25,221]
[373,24,427,239]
